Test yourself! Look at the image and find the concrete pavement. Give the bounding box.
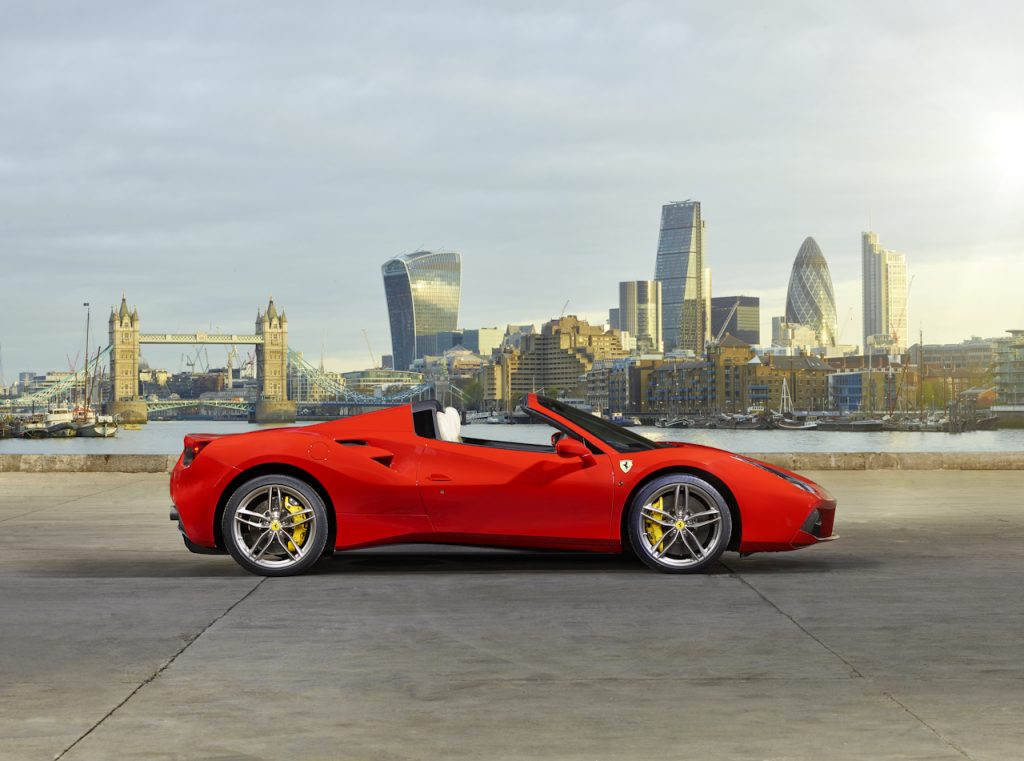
[0,471,1021,760]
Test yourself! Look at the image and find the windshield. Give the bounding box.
[529,395,668,453]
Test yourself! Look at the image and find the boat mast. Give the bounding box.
[83,302,90,410]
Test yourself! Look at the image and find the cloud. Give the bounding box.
[2,1,1023,375]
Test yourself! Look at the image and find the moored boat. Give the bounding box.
[607,413,641,427]
[777,419,818,430]
[44,406,77,437]
[76,415,118,438]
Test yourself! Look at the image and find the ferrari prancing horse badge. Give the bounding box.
[619,460,633,473]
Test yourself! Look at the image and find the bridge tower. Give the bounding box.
[106,295,148,423]
[251,297,296,423]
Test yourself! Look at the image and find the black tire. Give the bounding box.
[222,475,329,577]
[627,474,732,574]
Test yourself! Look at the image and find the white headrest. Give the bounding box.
[436,407,462,443]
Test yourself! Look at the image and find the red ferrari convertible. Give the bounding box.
[169,394,837,576]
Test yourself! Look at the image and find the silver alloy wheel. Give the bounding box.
[230,483,318,571]
[636,481,725,569]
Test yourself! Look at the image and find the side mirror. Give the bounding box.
[555,436,594,465]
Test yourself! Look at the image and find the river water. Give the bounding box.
[3,420,1024,455]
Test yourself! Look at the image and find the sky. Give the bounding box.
[2,0,1023,378]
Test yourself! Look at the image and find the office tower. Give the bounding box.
[382,250,461,371]
[862,232,908,352]
[785,237,838,347]
[608,308,621,331]
[618,280,663,353]
[463,327,503,358]
[704,267,712,343]
[654,200,706,354]
[711,296,760,345]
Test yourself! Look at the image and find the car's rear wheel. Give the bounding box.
[222,475,328,576]
[627,474,732,574]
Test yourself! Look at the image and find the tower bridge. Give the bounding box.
[104,295,435,424]
[2,296,437,420]
[108,296,292,423]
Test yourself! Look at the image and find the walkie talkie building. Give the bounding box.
[382,251,461,371]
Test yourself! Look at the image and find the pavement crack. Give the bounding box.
[721,560,864,678]
[722,564,975,759]
[53,577,267,761]
[883,691,975,759]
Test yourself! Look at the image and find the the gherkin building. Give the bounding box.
[785,237,837,347]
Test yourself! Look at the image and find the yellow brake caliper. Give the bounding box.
[645,496,667,552]
[283,496,309,552]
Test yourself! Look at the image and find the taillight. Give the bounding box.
[182,437,212,467]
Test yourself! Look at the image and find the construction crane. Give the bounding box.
[361,329,377,368]
[712,297,743,344]
[182,345,209,374]
[559,300,570,319]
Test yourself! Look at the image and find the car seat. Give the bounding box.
[435,407,462,443]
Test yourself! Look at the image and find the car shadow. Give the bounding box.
[315,547,657,575]
[24,547,869,578]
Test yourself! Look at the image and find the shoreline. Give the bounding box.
[2,451,1022,473]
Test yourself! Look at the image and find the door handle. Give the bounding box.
[428,473,452,482]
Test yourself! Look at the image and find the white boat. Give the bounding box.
[607,414,641,427]
[45,406,77,438]
[76,412,118,438]
[777,419,818,430]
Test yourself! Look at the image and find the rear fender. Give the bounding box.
[212,462,336,552]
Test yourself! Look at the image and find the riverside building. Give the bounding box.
[482,317,627,408]
[993,330,1024,427]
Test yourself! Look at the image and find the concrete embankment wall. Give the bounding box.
[1,452,1022,473]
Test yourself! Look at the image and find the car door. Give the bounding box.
[417,439,615,543]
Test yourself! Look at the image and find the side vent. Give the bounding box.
[335,440,395,469]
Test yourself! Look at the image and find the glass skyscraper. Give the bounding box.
[618,280,663,353]
[862,232,908,352]
[785,237,837,347]
[654,201,705,355]
[382,251,461,370]
[711,296,760,346]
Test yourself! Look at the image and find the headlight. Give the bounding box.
[733,455,815,493]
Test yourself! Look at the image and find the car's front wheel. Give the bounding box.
[627,474,732,573]
[222,475,329,576]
